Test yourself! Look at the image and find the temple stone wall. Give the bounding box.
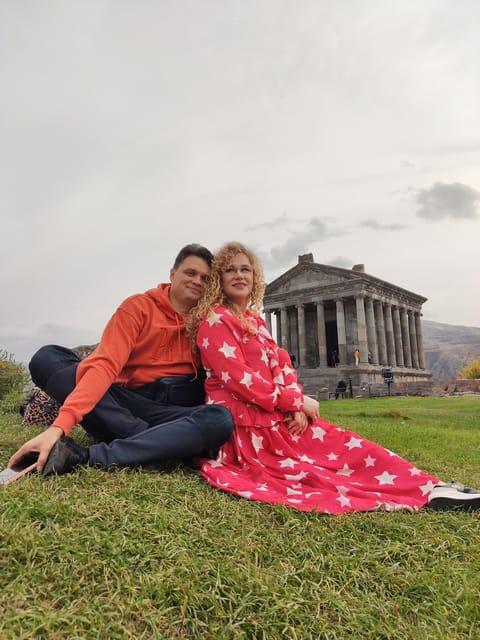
[264,253,431,391]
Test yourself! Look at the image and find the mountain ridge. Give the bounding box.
[422,320,480,380]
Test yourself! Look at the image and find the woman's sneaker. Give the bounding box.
[428,482,480,511]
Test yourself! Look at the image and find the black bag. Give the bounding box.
[136,373,206,407]
[154,374,206,406]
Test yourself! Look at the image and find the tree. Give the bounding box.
[459,357,480,380]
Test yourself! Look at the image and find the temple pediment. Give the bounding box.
[266,253,362,296]
[267,264,354,295]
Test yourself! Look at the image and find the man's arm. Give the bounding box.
[9,302,143,469]
[9,426,63,472]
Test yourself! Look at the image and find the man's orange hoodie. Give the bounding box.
[52,284,199,435]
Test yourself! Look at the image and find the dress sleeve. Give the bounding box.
[197,310,304,414]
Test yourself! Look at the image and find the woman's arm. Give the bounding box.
[197,310,304,414]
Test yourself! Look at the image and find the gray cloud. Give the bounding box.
[360,219,407,231]
[415,182,480,220]
[245,213,291,231]
[254,217,348,273]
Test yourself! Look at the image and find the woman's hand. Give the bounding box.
[302,395,320,422]
[288,411,309,435]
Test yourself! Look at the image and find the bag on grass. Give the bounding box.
[20,387,61,426]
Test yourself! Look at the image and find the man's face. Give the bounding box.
[169,256,211,312]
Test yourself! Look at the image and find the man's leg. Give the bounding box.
[43,405,234,474]
[88,405,234,468]
[29,345,152,442]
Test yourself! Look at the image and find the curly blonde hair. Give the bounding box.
[188,242,265,351]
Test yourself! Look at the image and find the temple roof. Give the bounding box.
[264,253,427,306]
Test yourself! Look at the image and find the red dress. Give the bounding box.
[197,306,439,514]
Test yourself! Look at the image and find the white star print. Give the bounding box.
[337,486,350,495]
[273,373,285,384]
[290,434,301,443]
[420,480,436,495]
[219,342,237,358]
[282,364,295,376]
[345,437,363,450]
[202,337,209,349]
[409,467,422,476]
[221,371,231,383]
[326,452,338,461]
[209,459,224,468]
[374,471,397,485]
[336,495,352,507]
[279,458,297,469]
[336,464,354,477]
[293,397,303,410]
[270,388,281,402]
[312,426,327,441]
[260,349,269,365]
[285,471,309,481]
[238,491,253,498]
[251,434,264,453]
[275,449,284,456]
[286,487,302,495]
[257,483,269,492]
[364,455,376,467]
[299,454,315,464]
[240,372,253,388]
[207,311,223,326]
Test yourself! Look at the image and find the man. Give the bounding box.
[9,244,234,475]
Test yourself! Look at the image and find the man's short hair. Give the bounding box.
[173,244,214,269]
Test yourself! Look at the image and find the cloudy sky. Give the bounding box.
[1,0,479,364]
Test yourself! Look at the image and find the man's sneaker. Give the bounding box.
[42,437,89,476]
[428,482,480,511]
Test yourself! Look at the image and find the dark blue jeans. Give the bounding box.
[29,345,234,469]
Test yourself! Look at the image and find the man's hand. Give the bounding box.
[8,426,64,472]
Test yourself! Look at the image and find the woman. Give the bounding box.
[189,242,480,514]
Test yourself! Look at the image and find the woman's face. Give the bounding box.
[221,252,254,309]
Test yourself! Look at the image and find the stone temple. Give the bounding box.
[263,253,431,394]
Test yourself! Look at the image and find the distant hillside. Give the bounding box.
[422,320,480,380]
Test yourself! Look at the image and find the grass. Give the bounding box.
[1,397,479,639]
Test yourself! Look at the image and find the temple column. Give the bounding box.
[415,312,426,369]
[384,303,396,366]
[296,303,307,367]
[392,306,404,366]
[316,300,328,367]
[365,297,378,365]
[264,309,272,335]
[374,301,387,366]
[275,311,281,346]
[400,307,412,367]
[355,295,368,365]
[280,305,289,352]
[408,310,419,368]
[336,299,347,365]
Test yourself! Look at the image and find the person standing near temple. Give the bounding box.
[354,348,360,366]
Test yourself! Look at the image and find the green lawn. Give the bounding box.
[1,397,479,639]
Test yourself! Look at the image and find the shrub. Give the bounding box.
[0,349,30,408]
[459,357,480,379]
